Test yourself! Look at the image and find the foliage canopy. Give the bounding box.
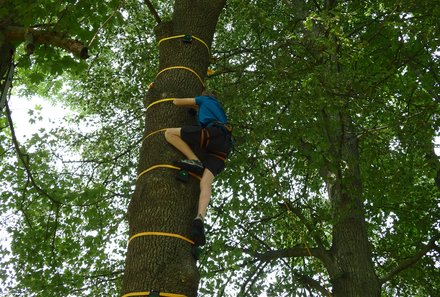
[1,0,439,296]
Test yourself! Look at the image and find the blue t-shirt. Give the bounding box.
[195,95,228,127]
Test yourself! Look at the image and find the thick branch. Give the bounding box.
[254,241,342,279]
[280,200,327,251]
[3,26,89,59]
[254,247,333,296]
[296,273,332,297]
[380,233,440,284]
[238,261,267,296]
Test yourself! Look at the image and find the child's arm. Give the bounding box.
[173,98,197,109]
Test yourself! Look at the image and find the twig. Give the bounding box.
[379,233,440,284]
[5,98,62,205]
[88,0,125,48]
[239,261,268,296]
[296,273,332,297]
[143,0,161,24]
[68,275,122,294]
[253,245,328,263]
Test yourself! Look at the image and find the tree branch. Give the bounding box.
[280,200,327,251]
[3,26,89,59]
[69,274,123,294]
[296,273,332,297]
[238,261,267,296]
[380,233,440,284]
[253,243,340,279]
[253,245,333,296]
[88,0,124,48]
[5,97,62,205]
[143,0,162,24]
[254,245,328,263]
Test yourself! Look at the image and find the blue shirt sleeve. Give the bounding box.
[194,95,228,127]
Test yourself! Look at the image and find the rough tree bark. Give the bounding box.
[121,1,226,296]
[321,110,381,296]
[0,40,14,110]
[316,0,382,295]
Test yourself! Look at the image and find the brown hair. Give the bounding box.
[201,89,218,98]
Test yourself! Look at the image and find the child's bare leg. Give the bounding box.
[165,128,199,160]
[198,169,215,218]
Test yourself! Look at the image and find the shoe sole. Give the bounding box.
[191,219,206,246]
[174,161,204,176]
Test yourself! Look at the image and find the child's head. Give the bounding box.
[202,89,218,98]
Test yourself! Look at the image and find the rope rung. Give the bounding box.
[122,291,187,297]
[158,34,211,56]
[137,164,201,180]
[129,231,194,245]
[155,66,205,87]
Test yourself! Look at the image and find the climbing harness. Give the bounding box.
[208,151,227,162]
[207,121,233,139]
[206,121,236,154]
[141,96,204,182]
[129,231,194,245]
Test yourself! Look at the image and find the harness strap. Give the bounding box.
[206,122,235,151]
[207,121,232,135]
[208,152,226,161]
[203,128,210,149]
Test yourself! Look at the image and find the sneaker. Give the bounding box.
[174,159,204,176]
[191,217,206,246]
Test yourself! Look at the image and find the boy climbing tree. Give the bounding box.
[165,90,232,246]
[121,1,227,296]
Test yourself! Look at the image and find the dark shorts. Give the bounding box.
[181,125,232,176]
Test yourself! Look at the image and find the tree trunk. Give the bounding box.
[322,111,381,296]
[121,1,226,296]
[0,40,14,110]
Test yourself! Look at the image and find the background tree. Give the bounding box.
[1,0,439,296]
[203,0,439,296]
